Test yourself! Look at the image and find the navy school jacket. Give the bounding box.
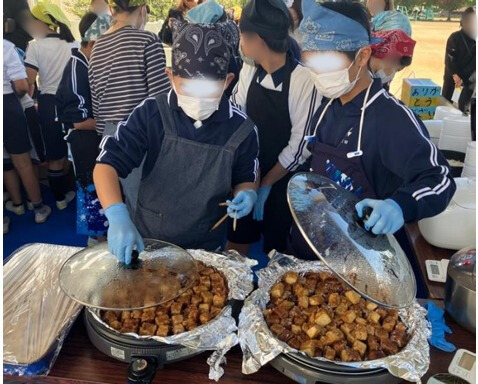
[309,79,456,222]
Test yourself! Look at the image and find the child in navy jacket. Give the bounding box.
[56,12,110,241]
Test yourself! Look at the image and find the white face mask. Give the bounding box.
[176,93,222,122]
[375,69,396,85]
[239,44,256,67]
[310,61,362,99]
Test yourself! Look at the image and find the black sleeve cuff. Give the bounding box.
[24,62,38,71]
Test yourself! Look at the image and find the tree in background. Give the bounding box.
[148,0,176,21]
[65,0,90,19]
[220,0,247,8]
[396,0,426,9]
[435,0,474,20]
[395,0,475,16]
[65,0,247,20]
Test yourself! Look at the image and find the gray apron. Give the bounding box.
[131,93,255,250]
[103,121,145,218]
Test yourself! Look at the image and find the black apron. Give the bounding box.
[289,83,379,259]
[247,57,293,176]
[244,56,294,253]
[288,85,427,297]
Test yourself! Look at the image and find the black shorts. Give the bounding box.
[3,93,32,155]
[67,129,101,187]
[227,174,294,254]
[24,105,46,163]
[37,93,67,161]
[4,159,14,171]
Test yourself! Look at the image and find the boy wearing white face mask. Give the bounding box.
[94,21,259,264]
[369,30,416,91]
[289,0,455,260]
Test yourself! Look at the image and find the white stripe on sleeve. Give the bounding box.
[383,93,452,201]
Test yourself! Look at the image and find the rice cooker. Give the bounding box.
[418,178,476,250]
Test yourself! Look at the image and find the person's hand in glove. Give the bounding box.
[355,198,404,235]
[227,190,257,219]
[104,203,144,265]
[424,301,456,352]
[253,186,272,221]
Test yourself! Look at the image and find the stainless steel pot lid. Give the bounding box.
[287,172,416,308]
[59,239,198,310]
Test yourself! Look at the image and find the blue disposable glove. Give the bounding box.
[253,186,272,221]
[424,301,456,352]
[227,190,257,219]
[104,203,144,265]
[355,198,404,235]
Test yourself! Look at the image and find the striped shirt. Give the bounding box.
[89,26,171,135]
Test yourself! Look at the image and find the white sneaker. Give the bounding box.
[3,191,9,203]
[27,201,34,211]
[5,201,25,215]
[4,216,10,234]
[35,205,51,224]
[56,191,76,210]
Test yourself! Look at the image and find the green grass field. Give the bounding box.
[390,20,461,97]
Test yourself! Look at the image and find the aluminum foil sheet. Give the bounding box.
[91,249,257,381]
[4,243,84,376]
[239,252,431,383]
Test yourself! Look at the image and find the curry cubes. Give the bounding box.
[100,262,229,337]
[87,247,255,381]
[238,253,430,383]
[264,271,409,362]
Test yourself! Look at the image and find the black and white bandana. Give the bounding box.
[217,21,240,51]
[172,20,231,80]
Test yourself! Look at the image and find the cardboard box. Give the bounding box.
[401,79,442,120]
[409,106,437,120]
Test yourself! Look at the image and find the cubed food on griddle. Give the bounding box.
[100,261,228,337]
[263,271,409,362]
